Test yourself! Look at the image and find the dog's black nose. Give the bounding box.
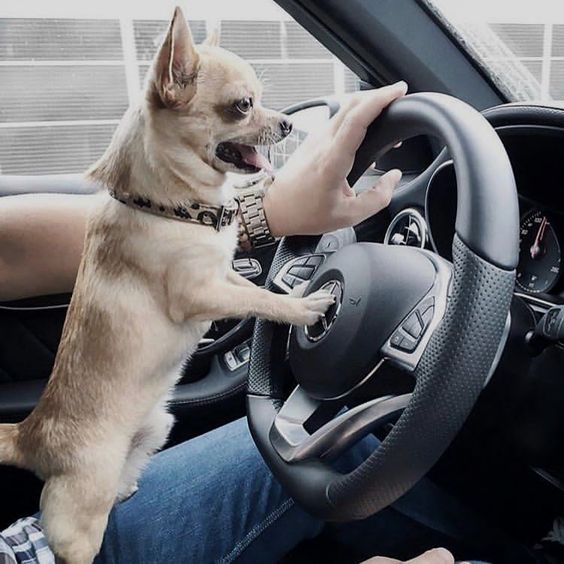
[279,119,293,137]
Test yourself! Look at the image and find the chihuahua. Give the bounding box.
[0,7,333,563]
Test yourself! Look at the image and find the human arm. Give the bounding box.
[0,193,96,301]
[362,547,457,563]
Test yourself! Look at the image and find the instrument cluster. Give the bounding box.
[516,208,562,295]
[423,161,564,303]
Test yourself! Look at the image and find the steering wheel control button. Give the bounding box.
[402,312,423,338]
[306,255,324,267]
[421,305,434,329]
[292,257,309,266]
[304,280,343,342]
[234,343,251,363]
[418,296,434,314]
[390,331,405,348]
[397,334,418,352]
[390,329,419,352]
[288,265,315,280]
[224,341,252,371]
[392,299,436,352]
[224,351,239,371]
[274,254,327,293]
[232,257,262,280]
[281,273,299,288]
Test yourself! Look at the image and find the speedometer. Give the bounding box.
[516,209,561,294]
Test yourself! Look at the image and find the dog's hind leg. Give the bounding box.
[40,469,120,564]
[117,406,174,502]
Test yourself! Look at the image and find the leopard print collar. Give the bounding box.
[108,190,239,231]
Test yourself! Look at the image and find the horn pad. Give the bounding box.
[289,243,436,399]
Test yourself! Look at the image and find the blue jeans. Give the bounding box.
[93,418,531,563]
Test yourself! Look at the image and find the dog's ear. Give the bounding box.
[153,7,200,109]
[202,27,220,48]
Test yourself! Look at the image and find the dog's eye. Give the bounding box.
[235,98,253,114]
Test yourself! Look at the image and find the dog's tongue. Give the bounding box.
[237,144,273,173]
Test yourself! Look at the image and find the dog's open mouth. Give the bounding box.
[215,142,272,174]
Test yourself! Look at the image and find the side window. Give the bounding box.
[0,1,360,177]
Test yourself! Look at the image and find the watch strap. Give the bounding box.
[236,175,276,250]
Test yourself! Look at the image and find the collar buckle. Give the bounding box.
[216,200,239,231]
[216,206,227,231]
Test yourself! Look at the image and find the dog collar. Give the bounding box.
[108,190,239,231]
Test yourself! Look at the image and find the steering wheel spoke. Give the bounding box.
[270,385,410,463]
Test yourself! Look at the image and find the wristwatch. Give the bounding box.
[236,173,276,251]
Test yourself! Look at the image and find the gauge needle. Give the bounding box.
[530,216,548,260]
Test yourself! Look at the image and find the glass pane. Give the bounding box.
[0,124,115,175]
[0,0,361,176]
[0,66,128,123]
[426,0,564,104]
[0,19,122,61]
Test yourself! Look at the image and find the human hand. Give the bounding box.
[362,547,457,564]
[262,81,408,238]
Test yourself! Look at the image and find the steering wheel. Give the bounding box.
[247,92,519,521]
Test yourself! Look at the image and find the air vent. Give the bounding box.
[384,208,427,249]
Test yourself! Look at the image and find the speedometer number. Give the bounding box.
[516,209,561,294]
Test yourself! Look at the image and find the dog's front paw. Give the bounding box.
[289,289,335,326]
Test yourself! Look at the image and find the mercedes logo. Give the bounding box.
[304,280,343,342]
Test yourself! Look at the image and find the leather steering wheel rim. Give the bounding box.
[247,93,519,521]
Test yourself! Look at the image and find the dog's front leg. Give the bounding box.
[170,278,334,326]
[226,269,257,288]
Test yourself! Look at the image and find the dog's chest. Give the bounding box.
[138,214,238,270]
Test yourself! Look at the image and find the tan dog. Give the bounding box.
[0,8,334,563]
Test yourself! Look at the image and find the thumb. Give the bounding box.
[361,548,454,564]
[407,548,455,564]
[347,169,402,225]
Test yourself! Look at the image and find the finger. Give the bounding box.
[330,81,408,135]
[406,548,455,564]
[344,169,401,224]
[327,83,407,176]
[352,81,408,128]
[330,81,408,147]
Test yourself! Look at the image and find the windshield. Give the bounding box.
[426,0,564,104]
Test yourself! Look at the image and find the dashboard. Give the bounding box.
[382,105,564,310]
